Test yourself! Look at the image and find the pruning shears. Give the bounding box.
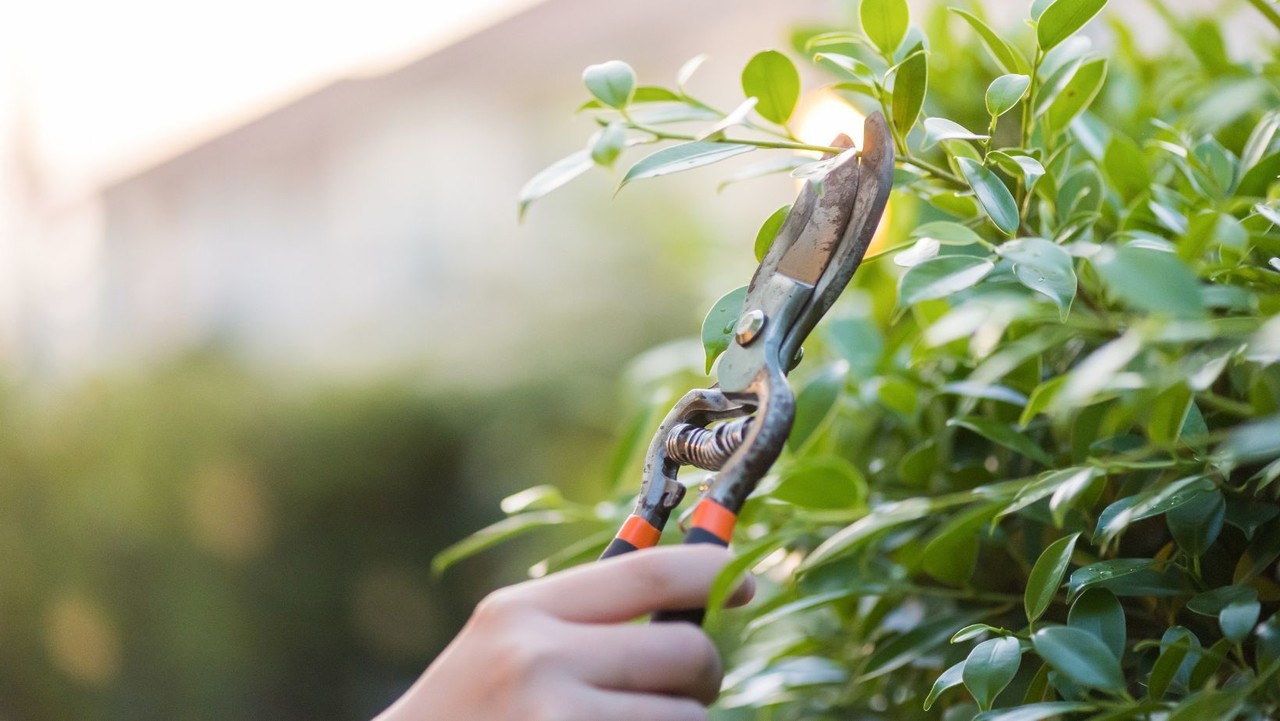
[599,112,896,624]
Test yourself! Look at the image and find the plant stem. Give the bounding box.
[634,125,848,155]
[903,155,967,189]
[1246,0,1280,31]
[1197,392,1256,418]
[1017,50,1045,210]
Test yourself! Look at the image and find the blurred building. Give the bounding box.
[66,0,835,388]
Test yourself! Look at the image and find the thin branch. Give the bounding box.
[903,155,967,189]
[1246,0,1280,31]
[633,125,848,155]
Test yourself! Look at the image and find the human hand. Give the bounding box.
[375,545,754,721]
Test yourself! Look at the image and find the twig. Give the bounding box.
[1246,0,1280,31]
[632,124,848,154]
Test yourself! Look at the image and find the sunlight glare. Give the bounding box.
[792,90,866,155]
[791,90,892,255]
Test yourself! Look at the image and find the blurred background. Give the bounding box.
[0,0,1266,718]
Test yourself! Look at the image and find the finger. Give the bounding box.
[564,622,723,704]
[520,545,734,623]
[569,686,708,721]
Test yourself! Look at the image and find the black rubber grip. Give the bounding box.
[650,527,730,625]
[599,536,640,560]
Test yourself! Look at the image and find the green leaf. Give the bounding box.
[1237,150,1280,198]
[950,9,1029,75]
[975,702,1095,721]
[1166,490,1226,557]
[922,503,1001,585]
[676,54,707,90]
[1068,589,1126,660]
[754,205,791,262]
[1220,415,1280,466]
[997,238,1077,320]
[894,237,941,267]
[1092,246,1206,319]
[741,50,801,125]
[1000,465,1090,518]
[620,142,754,188]
[1019,376,1068,427]
[432,511,579,576]
[1049,466,1102,527]
[922,117,989,149]
[939,382,1028,406]
[518,150,596,220]
[859,0,909,57]
[1168,691,1245,721]
[701,286,748,373]
[814,52,875,81]
[953,623,1012,643]
[1098,476,1215,540]
[1257,612,1280,673]
[1189,585,1257,616]
[1068,559,1185,601]
[1103,134,1152,200]
[1220,599,1261,644]
[1225,501,1280,541]
[1026,664,1054,705]
[578,86,680,109]
[987,74,1031,117]
[924,661,965,711]
[1030,0,1055,20]
[705,534,781,621]
[697,97,760,141]
[582,60,636,109]
[500,485,565,513]
[899,255,995,306]
[744,590,852,633]
[1026,533,1081,624]
[789,363,846,451]
[964,637,1023,711]
[1234,520,1280,583]
[957,157,1020,235]
[891,45,928,134]
[772,455,867,509]
[948,417,1053,465]
[911,221,987,245]
[989,151,1045,190]
[1147,384,1193,447]
[589,123,627,167]
[1148,632,1191,700]
[1031,626,1126,693]
[1043,58,1108,134]
[1036,0,1108,52]
[803,496,983,571]
[862,614,977,680]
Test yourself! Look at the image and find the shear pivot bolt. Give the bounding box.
[735,310,766,346]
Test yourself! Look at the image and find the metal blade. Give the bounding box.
[779,112,895,362]
[773,146,864,285]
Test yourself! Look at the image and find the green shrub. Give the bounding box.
[453,0,1280,717]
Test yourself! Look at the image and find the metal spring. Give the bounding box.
[665,417,753,471]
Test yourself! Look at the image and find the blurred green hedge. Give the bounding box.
[0,355,616,720]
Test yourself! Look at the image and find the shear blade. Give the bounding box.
[773,145,864,285]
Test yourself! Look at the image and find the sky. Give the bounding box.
[1,0,537,196]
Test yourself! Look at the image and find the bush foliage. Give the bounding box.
[453,0,1280,718]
